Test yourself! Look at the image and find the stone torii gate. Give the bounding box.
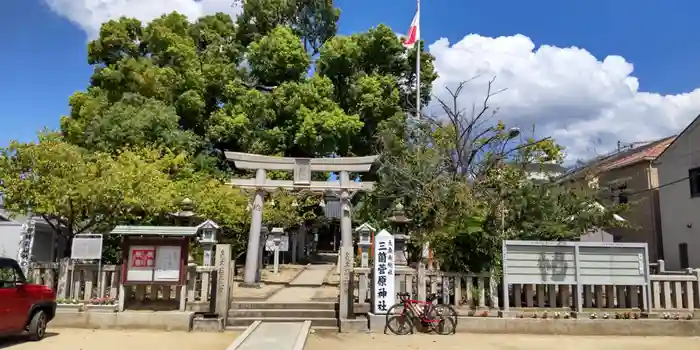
[225,152,377,318]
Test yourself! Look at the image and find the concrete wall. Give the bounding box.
[658,122,700,269]
[52,311,194,331]
[597,161,663,261]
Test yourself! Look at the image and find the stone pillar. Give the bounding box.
[291,231,298,264]
[339,171,353,249]
[297,224,307,260]
[338,171,354,319]
[215,244,232,318]
[202,244,214,266]
[243,169,266,285]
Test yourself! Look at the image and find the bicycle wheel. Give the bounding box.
[385,303,414,335]
[434,304,458,332]
[432,314,456,335]
[425,304,458,334]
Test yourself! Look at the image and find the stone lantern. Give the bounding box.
[270,227,285,274]
[171,198,197,226]
[386,201,411,267]
[196,220,220,266]
[355,223,375,268]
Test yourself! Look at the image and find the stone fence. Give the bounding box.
[29,261,216,310]
[354,260,700,312]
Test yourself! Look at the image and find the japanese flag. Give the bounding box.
[402,9,420,49]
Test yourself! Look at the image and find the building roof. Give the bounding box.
[559,135,675,181]
[655,114,700,162]
[109,225,200,236]
[598,136,675,171]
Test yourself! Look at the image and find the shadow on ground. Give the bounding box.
[0,332,59,349]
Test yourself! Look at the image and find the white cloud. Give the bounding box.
[428,34,700,161]
[43,2,700,161]
[43,0,243,40]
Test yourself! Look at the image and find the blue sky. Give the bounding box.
[2,0,700,159]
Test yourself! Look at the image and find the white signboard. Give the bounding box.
[154,246,181,282]
[373,229,395,314]
[126,245,155,282]
[264,236,289,252]
[71,234,103,260]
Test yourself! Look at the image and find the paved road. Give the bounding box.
[305,332,700,350]
[236,322,305,350]
[268,264,334,302]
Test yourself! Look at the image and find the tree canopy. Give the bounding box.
[60,1,437,161]
[358,81,629,273]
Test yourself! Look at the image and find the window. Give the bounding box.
[617,183,628,204]
[679,243,689,269]
[689,167,700,198]
[609,181,629,204]
[0,266,18,288]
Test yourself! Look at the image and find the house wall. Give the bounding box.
[0,222,22,259]
[596,161,663,261]
[0,220,63,262]
[657,123,700,269]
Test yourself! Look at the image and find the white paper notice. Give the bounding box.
[154,246,181,282]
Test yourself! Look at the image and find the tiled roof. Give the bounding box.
[109,225,199,236]
[559,136,675,181]
[598,136,675,171]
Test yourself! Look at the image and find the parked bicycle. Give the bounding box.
[385,292,457,335]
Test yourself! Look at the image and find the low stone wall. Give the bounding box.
[364,313,700,337]
[51,311,194,331]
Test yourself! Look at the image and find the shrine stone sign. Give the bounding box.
[373,229,395,314]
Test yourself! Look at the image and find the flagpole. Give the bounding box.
[415,0,421,120]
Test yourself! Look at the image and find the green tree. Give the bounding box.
[59,2,438,161]
[359,80,628,273]
[0,134,179,256]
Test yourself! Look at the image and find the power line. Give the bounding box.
[627,176,689,196]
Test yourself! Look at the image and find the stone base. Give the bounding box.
[457,317,700,336]
[339,318,367,333]
[238,282,263,289]
[191,315,225,332]
[51,311,194,331]
[362,313,700,336]
[367,313,388,333]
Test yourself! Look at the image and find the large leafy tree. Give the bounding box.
[60,1,437,161]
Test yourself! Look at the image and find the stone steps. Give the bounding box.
[227,317,339,328]
[231,301,337,310]
[230,309,337,318]
[228,301,340,330]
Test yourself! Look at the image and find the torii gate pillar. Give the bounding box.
[226,152,376,319]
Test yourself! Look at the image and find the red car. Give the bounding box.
[0,257,56,341]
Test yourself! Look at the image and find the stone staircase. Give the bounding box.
[227,301,339,330]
